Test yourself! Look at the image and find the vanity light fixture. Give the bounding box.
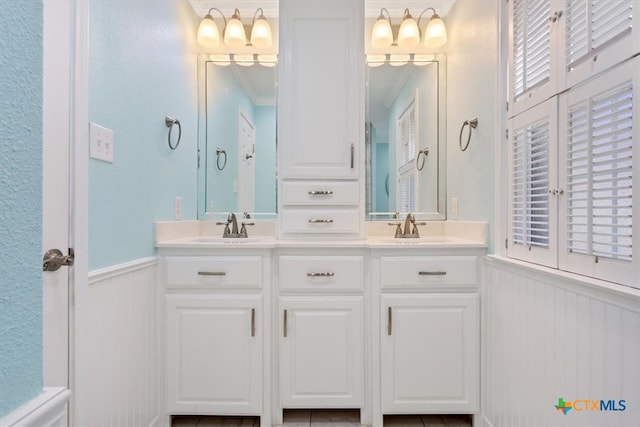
[370,7,447,50]
[197,7,273,49]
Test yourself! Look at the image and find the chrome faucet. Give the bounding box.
[388,213,426,238]
[216,212,253,238]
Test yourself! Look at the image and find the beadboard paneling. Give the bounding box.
[80,258,159,427]
[483,258,640,427]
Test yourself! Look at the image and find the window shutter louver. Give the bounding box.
[566,0,634,70]
[567,82,633,262]
[512,121,550,248]
[512,0,551,99]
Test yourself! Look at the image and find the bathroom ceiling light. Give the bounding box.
[197,8,225,48]
[250,8,272,48]
[224,8,247,48]
[197,6,274,51]
[397,9,420,48]
[369,7,447,53]
[371,8,393,48]
[421,8,447,48]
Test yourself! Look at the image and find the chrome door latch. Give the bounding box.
[43,248,75,271]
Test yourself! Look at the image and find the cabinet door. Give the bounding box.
[278,0,363,179]
[280,297,363,407]
[166,295,261,414]
[381,294,479,413]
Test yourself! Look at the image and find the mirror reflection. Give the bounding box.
[366,57,446,220]
[198,60,277,219]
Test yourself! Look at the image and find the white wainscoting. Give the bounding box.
[0,387,70,427]
[482,257,640,427]
[79,257,159,427]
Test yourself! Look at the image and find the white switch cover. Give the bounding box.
[89,123,114,163]
[174,196,183,220]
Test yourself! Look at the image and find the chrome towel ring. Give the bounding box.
[416,148,429,171]
[216,147,227,170]
[165,116,182,150]
[459,117,478,151]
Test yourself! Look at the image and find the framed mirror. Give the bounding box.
[365,55,446,220]
[197,57,278,220]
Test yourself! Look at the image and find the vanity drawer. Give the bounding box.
[281,181,359,206]
[165,256,263,288]
[280,209,360,234]
[280,256,364,291]
[380,256,477,288]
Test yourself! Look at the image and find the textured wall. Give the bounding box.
[445,0,498,252]
[0,0,44,417]
[88,0,199,270]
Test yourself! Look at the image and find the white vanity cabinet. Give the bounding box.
[162,252,270,418]
[372,251,482,420]
[277,0,364,238]
[278,0,363,179]
[277,252,365,411]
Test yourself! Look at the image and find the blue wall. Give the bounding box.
[0,0,43,416]
[89,0,199,270]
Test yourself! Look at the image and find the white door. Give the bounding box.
[280,297,363,407]
[42,0,72,392]
[166,295,262,414]
[42,1,89,423]
[381,294,479,413]
[238,111,255,213]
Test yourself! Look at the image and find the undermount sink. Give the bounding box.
[371,236,462,244]
[183,236,264,244]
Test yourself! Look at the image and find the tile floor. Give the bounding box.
[172,409,472,427]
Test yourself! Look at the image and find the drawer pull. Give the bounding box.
[283,309,288,338]
[387,307,392,336]
[308,219,334,224]
[418,271,447,276]
[251,308,256,337]
[307,272,335,277]
[198,271,227,276]
[350,143,355,169]
[308,190,333,195]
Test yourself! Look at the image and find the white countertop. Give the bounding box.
[155,220,488,250]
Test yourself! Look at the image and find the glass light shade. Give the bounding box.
[258,54,277,67]
[250,17,272,48]
[371,18,393,48]
[224,10,247,48]
[367,54,386,67]
[389,54,410,66]
[397,13,420,48]
[197,14,220,48]
[413,54,435,66]
[424,14,447,48]
[209,54,231,66]
[234,54,254,66]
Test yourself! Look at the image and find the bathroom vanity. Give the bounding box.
[156,222,487,427]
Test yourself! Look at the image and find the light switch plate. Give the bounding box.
[89,122,114,163]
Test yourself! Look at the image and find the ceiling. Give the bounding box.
[187,0,455,18]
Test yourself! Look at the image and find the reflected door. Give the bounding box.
[238,111,255,213]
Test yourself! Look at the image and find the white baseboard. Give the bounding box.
[0,388,70,427]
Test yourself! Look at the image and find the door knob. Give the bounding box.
[42,248,75,272]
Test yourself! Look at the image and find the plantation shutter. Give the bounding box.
[559,58,636,286]
[508,97,558,267]
[510,0,553,115]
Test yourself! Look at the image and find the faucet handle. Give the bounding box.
[388,222,403,238]
[411,221,426,237]
[216,220,231,236]
[239,222,255,238]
